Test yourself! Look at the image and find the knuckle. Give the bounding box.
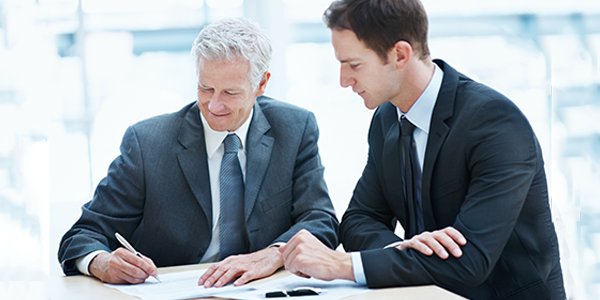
[132,268,145,278]
[108,258,118,268]
[213,265,225,272]
[224,266,237,274]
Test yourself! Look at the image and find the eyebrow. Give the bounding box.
[198,83,242,93]
[338,58,360,64]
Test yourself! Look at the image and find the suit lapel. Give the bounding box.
[381,109,411,234]
[244,102,274,222]
[176,103,212,230]
[421,60,458,230]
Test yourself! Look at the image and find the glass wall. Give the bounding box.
[1,0,598,298]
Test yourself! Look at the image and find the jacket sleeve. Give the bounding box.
[57,126,146,275]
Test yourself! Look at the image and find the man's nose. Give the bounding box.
[208,93,227,112]
[340,68,354,88]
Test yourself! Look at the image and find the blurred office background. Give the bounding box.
[0,0,598,298]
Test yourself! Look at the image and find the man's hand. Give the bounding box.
[89,248,158,284]
[396,226,467,259]
[279,229,354,282]
[198,246,283,288]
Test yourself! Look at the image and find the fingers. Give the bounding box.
[443,227,467,246]
[280,232,354,282]
[112,248,155,282]
[279,229,311,264]
[199,248,282,288]
[425,232,452,259]
[197,264,215,285]
[233,271,253,286]
[279,231,311,275]
[107,264,147,284]
[284,252,311,279]
[433,230,462,258]
[211,266,240,288]
[134,253,159,278]
[199,262,232,287]
[199,258,244,288]
[396,227,467,259]
[90,249,153,284]
[398,238,435,256]
[430,227,467,258]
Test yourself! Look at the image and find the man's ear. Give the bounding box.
[255,71,271,97]
[389,40,413,70]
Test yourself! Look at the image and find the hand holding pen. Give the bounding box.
[115,232,161,282]
[87,232,161,284]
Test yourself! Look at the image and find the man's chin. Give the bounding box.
[363,100,380,110]
[206,115,234,131]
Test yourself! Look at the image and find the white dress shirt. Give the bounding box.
[75,106,253,275]
[198,108,253,263]
[351,63,444,285]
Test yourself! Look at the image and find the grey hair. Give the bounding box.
[191,18,272,89]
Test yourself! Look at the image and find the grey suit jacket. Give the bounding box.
[58,96,339,275]
[340,60,564,299]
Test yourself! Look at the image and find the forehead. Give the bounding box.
[331,29,376,62]
[197,57,251,87]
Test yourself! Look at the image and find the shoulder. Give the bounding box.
[445,70,536,145]
[456,79,526,125]
[437,59,520,116]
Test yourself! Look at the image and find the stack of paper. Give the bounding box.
[105,269,252,300]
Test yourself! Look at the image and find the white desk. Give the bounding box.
[46,263,466,300]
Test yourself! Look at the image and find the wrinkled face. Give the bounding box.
[197,57,268,131]
[331,29,401,110]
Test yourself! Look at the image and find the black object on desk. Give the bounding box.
[266,287,324,297]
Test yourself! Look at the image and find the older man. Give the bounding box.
[58,18,338,287]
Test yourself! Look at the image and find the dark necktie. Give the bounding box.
[219,133,248,260]
[400,116,424,233]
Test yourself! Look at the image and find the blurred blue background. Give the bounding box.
[0,0,599,298]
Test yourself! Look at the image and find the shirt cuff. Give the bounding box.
[75,250,108,276]
[384,241,403,249]
[350,252,367,285]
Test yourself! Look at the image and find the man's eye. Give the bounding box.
[349,64,359,69]
[225,91,237,96]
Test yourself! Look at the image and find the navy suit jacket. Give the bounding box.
[58,96,339,275]
[340,60,565,299]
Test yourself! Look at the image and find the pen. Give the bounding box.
[115,232,161,282]
[265,287,324,297]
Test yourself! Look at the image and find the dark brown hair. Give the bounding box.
[324,0,430,62]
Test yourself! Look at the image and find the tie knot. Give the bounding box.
[400,116,416,137]
[223,134,241,154]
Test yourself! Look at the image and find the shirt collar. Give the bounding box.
[200,106,254,159]
[397,63,444,134]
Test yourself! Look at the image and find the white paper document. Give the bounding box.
[105,268,253,300]
[218,275,370,300]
